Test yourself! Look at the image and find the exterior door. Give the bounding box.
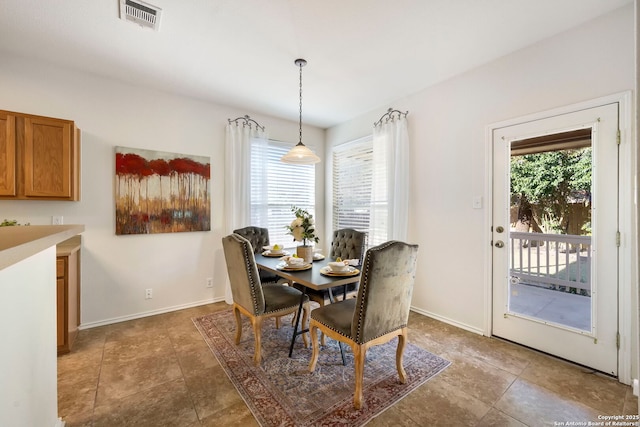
[491,103,619,375]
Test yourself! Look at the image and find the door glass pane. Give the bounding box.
[508,129,592,332]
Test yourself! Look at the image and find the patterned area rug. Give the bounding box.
[193,309,450,427]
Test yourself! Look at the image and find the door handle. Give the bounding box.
[495,240,504,248]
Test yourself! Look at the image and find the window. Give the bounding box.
[332,135,387,247]
[250,139,315,247]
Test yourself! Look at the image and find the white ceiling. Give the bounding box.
[0,0,632,128]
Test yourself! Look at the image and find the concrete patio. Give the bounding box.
[508,282,591,332]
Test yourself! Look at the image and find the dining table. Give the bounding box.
[255,251,361,358]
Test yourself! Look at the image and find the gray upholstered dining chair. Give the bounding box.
[308,240,419,409]
[232,226,270,253]
[295,228,366,344]
[222,233,310,365]
[327,227,367,298]
[233,226,281,284]
[299,228,366,303]
[329,228,367,263]
[234,226,290,329]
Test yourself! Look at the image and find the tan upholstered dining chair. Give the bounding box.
[222,233,310,365]
[308,240,419,409]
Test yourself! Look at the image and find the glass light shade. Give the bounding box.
[281,142,321,164]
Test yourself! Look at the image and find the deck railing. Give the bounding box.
[509,231,591,292]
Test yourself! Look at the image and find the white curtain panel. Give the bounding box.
[372,116,409,242]
[224,123,268,303]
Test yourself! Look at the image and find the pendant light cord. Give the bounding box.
[298,60,303,145]
[280,58,319,164]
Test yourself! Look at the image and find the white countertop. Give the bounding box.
[0,225,85,271]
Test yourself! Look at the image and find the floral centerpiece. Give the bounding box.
[285,206,319,263]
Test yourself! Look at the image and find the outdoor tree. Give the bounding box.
[510,147,591,235]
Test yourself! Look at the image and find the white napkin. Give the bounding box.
[280,255,306,265]
[344,259,359,266]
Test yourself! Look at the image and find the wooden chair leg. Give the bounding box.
[396,329,407,383]
[233,305,243,344]
[301,303,310,348]
[353,343,367,410]
[275,316,280,329]
[251,316,263,365]
[308,322,320,372]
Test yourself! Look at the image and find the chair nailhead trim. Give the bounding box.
[312,318,349,338]
[238,236,261,314]
[354,240,398,344]
[312,318,407,342]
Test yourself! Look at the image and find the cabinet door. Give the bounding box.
[56,277,66,347]
[0,112,16,196]
[23,116,74,199]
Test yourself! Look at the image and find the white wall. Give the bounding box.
[0,248,58,427]
[635,0,639,403]
[327,5,635,335]
[0,55,325,326]
[0,2,633,376]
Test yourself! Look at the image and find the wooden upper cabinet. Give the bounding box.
[0,110,80,201]
[0,112,17,196]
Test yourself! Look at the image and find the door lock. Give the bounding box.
[495,240,504,248]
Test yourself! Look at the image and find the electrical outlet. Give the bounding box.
[206,278,213,288]
[145,288,153,299]
[52,216,64,225]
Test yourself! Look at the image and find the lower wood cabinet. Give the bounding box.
[56,236,81,355]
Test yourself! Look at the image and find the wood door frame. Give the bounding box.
[483,91,635,384]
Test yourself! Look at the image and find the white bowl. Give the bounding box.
[264,245,284,254]
[328,261,348,272]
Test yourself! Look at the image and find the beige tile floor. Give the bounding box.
[58,302,638,426]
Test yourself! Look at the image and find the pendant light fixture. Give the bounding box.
[281,58,321,164]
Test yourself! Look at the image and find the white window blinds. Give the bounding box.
[250,139,315,247]
[332,135,388,247]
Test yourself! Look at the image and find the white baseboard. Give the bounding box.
[79,297,227,329]
[634,379,639,396]
[55,417,65,427]
[410,306,485,336]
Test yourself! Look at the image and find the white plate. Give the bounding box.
[319,266,359,276]
[262,250,290,257]
[313,253,325,261]
[276,262,312,271]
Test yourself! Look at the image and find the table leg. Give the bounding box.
[289,287,308,357]
[327,285,347,303]
[327,287,336,303]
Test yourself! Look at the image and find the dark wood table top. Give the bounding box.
[255,253,360,291]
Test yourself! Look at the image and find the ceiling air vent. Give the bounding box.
[119,0,162,31]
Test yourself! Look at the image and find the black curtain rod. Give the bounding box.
[374,108,409,127]
[228,115,265,131]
